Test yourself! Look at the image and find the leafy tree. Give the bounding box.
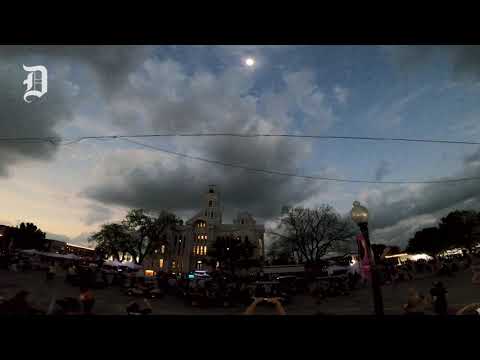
[89,223,132,262]
[438,210,479,250]
[389,246,402,255]
[90,209,181,264]
[11,222,46,250]
[406,227,445,256]
[122,209,181,264]
[371,243,387,263]
[269,205,356,265]
[208,234,259,274]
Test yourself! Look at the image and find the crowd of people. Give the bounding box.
[152,271,292,309]
[1,248,480,316]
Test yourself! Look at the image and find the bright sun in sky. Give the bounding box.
[244,57,255,67]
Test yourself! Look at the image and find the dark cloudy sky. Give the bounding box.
[1,45,480,247]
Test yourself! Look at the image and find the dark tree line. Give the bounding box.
[407,210,480,256]
[2,222,47,251]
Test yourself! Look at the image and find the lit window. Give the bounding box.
[204,246,208,255]
[205,235,208,240]
[172,261,176,268]
[159,259,164,268]
[161,245,165,254]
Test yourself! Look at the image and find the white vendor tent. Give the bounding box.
[103,259,142,269]
[20,249,81,260]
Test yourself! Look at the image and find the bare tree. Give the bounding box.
[269,205,356,265]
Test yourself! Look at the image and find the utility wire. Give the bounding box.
[3,133,479,184]
[121,138,480,185]
[0,133,480,145]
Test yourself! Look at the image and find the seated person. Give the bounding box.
[79,287,95,315]
[126,299,152,315]
[244,297,286,315]
[456,303,480,316]
[403,288,427,315]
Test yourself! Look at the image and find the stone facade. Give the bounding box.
[145,186,265,273]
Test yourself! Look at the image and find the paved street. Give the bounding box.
[1,269,479,315]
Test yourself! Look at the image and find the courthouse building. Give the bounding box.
[145,186,265,273]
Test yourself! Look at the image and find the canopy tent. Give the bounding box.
[263,265,305,274]
[19,249,81,260]
[103,259,142,269]
[19,249,42,255]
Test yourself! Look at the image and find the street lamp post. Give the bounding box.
[351,201,384,316]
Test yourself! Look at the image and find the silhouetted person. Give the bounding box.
[46,262,56,281]
[430,281,448,316]
[0,291,43,315]
[79,287,95,315]
[244,297,286,315]
[126,299,152,315]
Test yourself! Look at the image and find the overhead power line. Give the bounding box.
[121,138,480,185]
[0,133,480,145]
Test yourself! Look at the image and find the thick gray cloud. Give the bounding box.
[386,45,480,82]
[362,147,480,246]
[84,160,327,222]
[82,203,114,226]
[0,46,155,175]
[0,61,73,175]
[45,232,71,242]
[83,59,335,221]
[0,46,155,96]
[375,160,391,181]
